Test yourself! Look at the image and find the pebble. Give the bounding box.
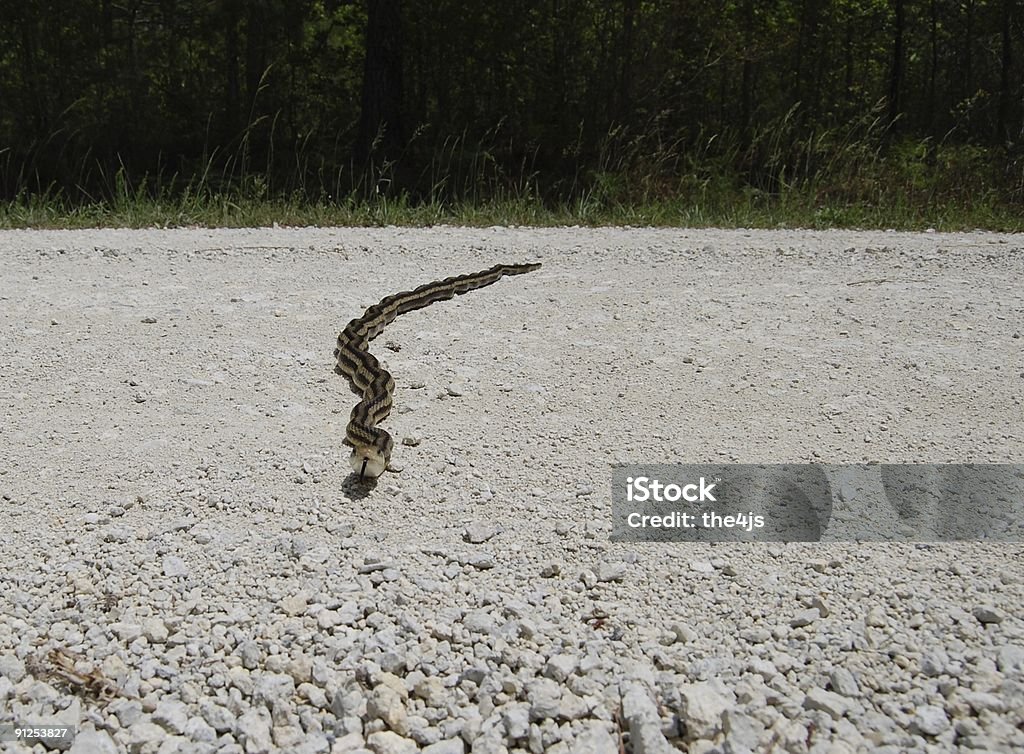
[997,644,1024,673]
[912,705,949,736]
[253,672,295,711]
[0,655,26,683]
[414,678,446,707]
[463,522,501,544]
[543,654,577,683]
[125,721,167,751]
[153,698,190,734]
[828,668,860,697]
[723,709,764,751]
[503,705,530,739]
[920,651,948,676]
[664,623,696,645]
[961,690,1006,713]
[421,740,465,754]
[460,611,495,635]
[367,730,418,754]
[110,622,143,642]
[789,608,819,628]
[200,701,235,732]
[527,679,562,720]
[4,232,1023,754]
[622,684,673,753]
[109,698,143,727]
[142,617,169,643]
[235,709,273,753]
[803,688,853,719]
[740,627,771,644]
[280,594,308,616]
[680,682,730,739]
[569,722,618,754]
[105,526,132,543]
[540,562,562,578]
[239,641,261,669]
[162,555,189,577]
[865,606,887,627]
[596,561,626,582]
[69,728,119,754]
[463,553,496,570]
[367,685,409,736]
[972,604,1004,624]
[185,716,217,742]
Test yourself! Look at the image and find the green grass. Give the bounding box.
[1,187,1020,232]
[2,115,1021,231]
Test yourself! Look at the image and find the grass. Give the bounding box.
[2,110,1021,231]
[2,185,1020,232]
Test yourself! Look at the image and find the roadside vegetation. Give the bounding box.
[1,1,1020,231]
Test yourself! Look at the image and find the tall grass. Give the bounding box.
[1,102,1021,230]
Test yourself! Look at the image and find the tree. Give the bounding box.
[888,0,906,129]
[997,0,1016,142]
[355,0,404,172]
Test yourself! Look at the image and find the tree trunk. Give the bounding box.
[618,0,636,123]
[245,1,267,117]
[928,0,938,135]
[963,0,974,100]
[888,0,905,129]
[792,0,820,124]
[224,0,241,136]
[792,0,808,106]
[355,0,404,170]
[741,0,754,134]
[997,0,1014,142]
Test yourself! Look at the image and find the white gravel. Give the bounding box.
[1,226,1022,754]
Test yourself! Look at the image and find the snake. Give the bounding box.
[334,262,542,479]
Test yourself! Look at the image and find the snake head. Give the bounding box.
[349,446,388,479]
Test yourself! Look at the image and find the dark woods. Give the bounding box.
[0,0,1021,209]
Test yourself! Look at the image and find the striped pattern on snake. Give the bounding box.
[334,262,542,479]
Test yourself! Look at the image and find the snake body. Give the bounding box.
[335,262,542,478]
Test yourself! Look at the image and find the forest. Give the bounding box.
[0,0,1021,227]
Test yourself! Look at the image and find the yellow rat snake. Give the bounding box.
[335,262,542,479]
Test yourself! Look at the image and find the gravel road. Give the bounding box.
[1,226,1022,754]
